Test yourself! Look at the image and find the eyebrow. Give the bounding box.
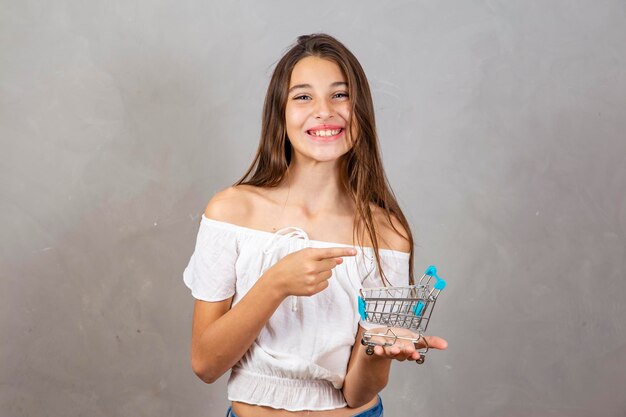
[288,81,348,93]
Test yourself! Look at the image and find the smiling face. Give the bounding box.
[285,56,354,165]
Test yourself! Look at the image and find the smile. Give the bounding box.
[306,127,345,142]
[308,128,342,137]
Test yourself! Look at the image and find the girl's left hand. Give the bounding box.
[367,327,448,362]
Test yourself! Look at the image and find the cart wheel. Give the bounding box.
[365,346,374,355]
[416,356,425,364]
[361,339,367,346]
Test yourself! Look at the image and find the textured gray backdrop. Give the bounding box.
[1,1,625,416]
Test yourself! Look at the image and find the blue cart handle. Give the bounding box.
[424,265,447,291]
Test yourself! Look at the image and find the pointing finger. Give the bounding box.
[313,247,357,260]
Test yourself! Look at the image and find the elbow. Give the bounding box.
[194,370,219,385]
[344,379,388,409]
[345,394,380,410]
[191,359,221,384]
[345,398,365,409]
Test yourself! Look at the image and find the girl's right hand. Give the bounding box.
[262,247,357,298]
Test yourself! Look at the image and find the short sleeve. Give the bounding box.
[183,217,239,301]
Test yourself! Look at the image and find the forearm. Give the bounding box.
[342,332,392,407]
[191,275,284,382]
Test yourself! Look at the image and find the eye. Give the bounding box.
[333,92,349,100]
[293,94,311,101]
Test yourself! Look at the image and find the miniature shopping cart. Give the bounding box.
[358,265,447,364]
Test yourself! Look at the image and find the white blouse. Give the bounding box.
[183,215,409,411]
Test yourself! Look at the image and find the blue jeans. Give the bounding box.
[226,396,383,417]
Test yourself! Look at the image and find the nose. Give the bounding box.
[314,98,333,119]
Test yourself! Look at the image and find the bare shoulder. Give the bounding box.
[203,185,263,225]
[371,204,412,253]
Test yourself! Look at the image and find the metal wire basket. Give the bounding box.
[358,265,446,364]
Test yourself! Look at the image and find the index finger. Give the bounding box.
[312,247,357,260]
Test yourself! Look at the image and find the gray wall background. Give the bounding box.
[2,1,625,416]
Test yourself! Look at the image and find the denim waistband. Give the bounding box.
[226,395,383,417]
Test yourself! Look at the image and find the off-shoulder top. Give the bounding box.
[183,215,409,411]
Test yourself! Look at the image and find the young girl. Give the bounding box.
[183,33,447,417]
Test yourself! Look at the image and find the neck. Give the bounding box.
[277,159,350,216]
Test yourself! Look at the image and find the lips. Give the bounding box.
[306,125,344,141]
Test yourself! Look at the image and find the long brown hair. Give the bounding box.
[236,33,415,285]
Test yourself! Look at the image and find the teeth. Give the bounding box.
[310,129,341,137]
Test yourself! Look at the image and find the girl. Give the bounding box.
[184,33,447,417]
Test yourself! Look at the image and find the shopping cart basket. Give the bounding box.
[358,265,447,364]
